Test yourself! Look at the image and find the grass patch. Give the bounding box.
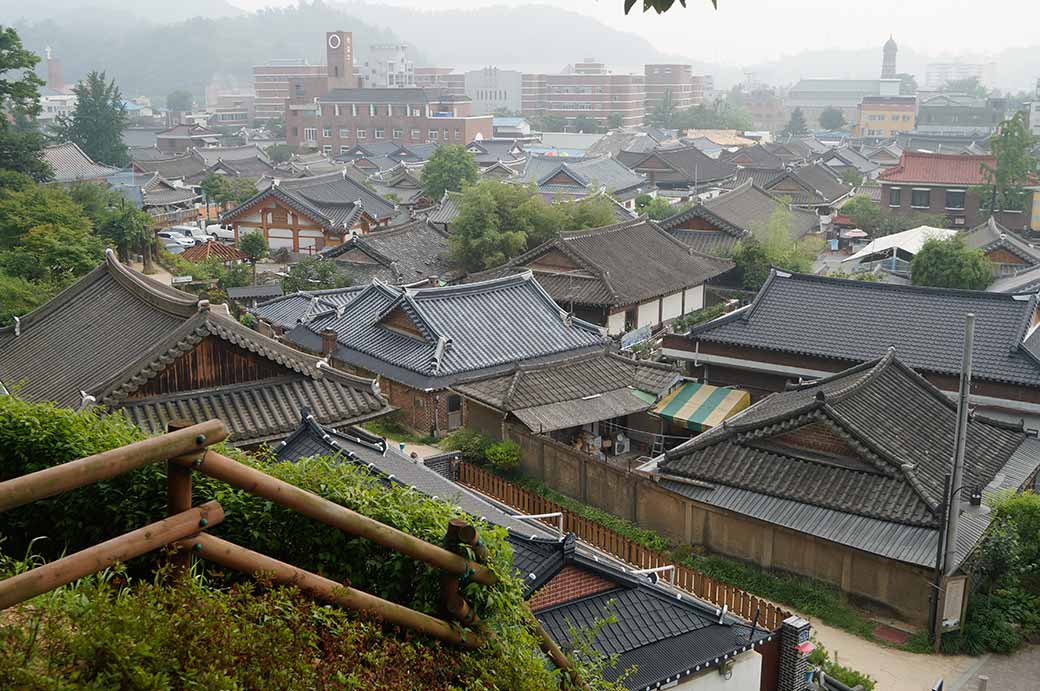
[362,412,437,445]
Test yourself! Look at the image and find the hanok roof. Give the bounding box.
[227,284,283,301]
[659,181,819,255]
[194,144,270,166]
[822,147,880,176]
[880,151,995,186]
[222,170,397,232]
[132,152,208,182]
[0,252,388,444]
[963,217,1040,267]
[320,219,458,285]
[156,123,220,140]
[721,144,784,169]
[516,155,648,199]
[365,164,425,205]
[687,269,1040,388]
[617,146,737,187]
[989,264,1040,294]
[285,273,608,390]
[274,411,772,691]
[426,190,463,226]
[454,351,681,433]
[252,286,366,331]
[179,240,249,263]
[654,351,1040,568]
[41,142,120,183]
[473,218,733,309]
[730,166,787,190]
[466,139,526,165]
[763,163,852,206]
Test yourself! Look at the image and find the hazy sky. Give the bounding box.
[230,0,1040,66]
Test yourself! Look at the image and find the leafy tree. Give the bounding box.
[942,77,989,98]
[265,143,293,163]
[571,115,602,134]
[0,28,51,181]
[420,144,478,201]
[200,173,232,208]
[97,202,153,269]
[648,89,676,128]
[265,115,286,138]
[783,108,808,135]
[980,112,1036,212]
[50,71,130,167]
[819,106,847,131]
[533,115,567,132]
[239,230,267,285]
[839,169,863,187]
[281,256,352,293]
[732,202,823,291]
[165,89,193,112]
[0,270,53,326]
[0,222,105,284]
[451,184,525,272]
[730,237,770,291]
[0,181,93,248]
[635,194,674,220]
[68,181,122,221]
[672,99,753,131]
[910,237,992,290]
[607,112,624,129]
[841,195,884,233]
[558,195,617,231]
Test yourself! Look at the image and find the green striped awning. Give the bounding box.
[652,381,750,432]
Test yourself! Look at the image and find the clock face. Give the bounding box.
[328,34,341,50]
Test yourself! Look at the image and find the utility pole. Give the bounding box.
[944,313,975,576]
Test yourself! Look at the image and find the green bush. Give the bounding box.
[484,440,521,473]
[440,428,494,465]
[808,639,877,690]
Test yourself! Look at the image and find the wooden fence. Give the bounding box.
[458,462,791,631]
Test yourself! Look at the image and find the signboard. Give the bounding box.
[942,576,967,629]
[172,275,193,285]
[621,325,652,351]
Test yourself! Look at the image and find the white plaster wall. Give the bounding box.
[607,311,626,336]
[674,650,761,691]
[267,227,293,250]
[637,300,659,329]
[683,285,705,314]
[662,291,684,321]
[239,211,262,224]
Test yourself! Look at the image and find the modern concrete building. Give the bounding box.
[253,59,327,121]
[854,95,917,139]
[785,78,901,127]
[415,67,466,97]
[361,44,414,88]
[464,67,523,116]
[925,61,998,90]
[644,64,708,112]
[522,65,645,128]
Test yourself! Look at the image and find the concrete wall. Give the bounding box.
[506,422,936,625]
[637,299,659,329]
[685,285,704,313]
[674,650,761,690]
[662,291,683,322]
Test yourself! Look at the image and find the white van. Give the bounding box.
[205,223,237,242]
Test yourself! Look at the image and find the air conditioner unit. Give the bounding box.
[612,432,630,456]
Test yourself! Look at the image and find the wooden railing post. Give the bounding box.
[166,419,195,574]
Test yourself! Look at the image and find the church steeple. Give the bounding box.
[882,36,898,79]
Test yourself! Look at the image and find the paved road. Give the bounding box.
[951,644,1040,691]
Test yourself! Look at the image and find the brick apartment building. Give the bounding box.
[644,64,709,112]
[415,67,466,97]
[521,64,645,128]
[879,151,994,227]
[254,59,328,121]
[284,32,491,150]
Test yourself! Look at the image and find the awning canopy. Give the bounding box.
[512,387,653,434]
[652,381,750,432]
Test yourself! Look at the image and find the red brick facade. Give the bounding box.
[774,421,857,459]
[528,566,616,612]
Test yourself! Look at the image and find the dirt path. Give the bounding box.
[807,618,976,691]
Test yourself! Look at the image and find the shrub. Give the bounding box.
[808,639,877,690]
[440,428,494,465]
[484,440,521,473]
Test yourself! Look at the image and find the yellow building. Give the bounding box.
[855,95,917,139]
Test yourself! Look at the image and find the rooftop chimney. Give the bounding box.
[320,329,338,357]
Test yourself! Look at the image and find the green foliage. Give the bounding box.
[484,441,521,473]
[160,251,251,290]
[784,107,809,135]
[201,173,258,208]
[0,27,44,122]
[647,89,676,128]
[980,111,1036,212]
[165,89,193,112]
[420,144,479,201]
[0,128,52,182]
[450,181,615,272]
[839,168,863,187]
[281,256,353,293]
[571,115,603,134]
[672,99,753,132]
[363,411,437,445]
[808,639,877,690]
[96,201,153,263]
[440,428,495,464]
[239,229,267,284]
[670,302,728,333]
[635,194,675,220]
[841,195,884,233]
[50,70,130,167]
[531,114,567,132]
[606,112,624,129]
[265,142,293,163]
[819,106,847,131]
[942,76,989,98]
[0,271,55,326]
[0,180,93,249]
[730,202,822,291]
[910,237,992,290]
[0,222,105,284]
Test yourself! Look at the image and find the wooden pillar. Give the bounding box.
[166,419,195,574]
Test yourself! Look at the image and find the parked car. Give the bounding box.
[205,224,237,242]
[169,224,215,245]
[162,242,186,255]
[156,230,195,249]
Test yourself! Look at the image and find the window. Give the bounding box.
[369,104,376,116]
[322,144,332,155]
[340,145,350,155]
[351,104,358,117]
[334,104,341,117]
[889,187,901,207]
[411,128,421,140]
[911,189,930,208]
[454,128,461,141]
[303,127,317,142]
[339,128,350,138]
[322,127,332,138]
[945,189,966,210]
[291,127,299,137]
[443,128,449,140]
[429,129,438,140]
[356,128,367,140]
[393,127,403,139]
[375,128,385,139]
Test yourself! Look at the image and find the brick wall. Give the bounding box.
[527,565,616,612]
[774,421,857,458]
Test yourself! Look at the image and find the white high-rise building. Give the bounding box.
[361,44,415,88]
[925,61,998,90]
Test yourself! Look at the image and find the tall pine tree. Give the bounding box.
[51,71,129,167]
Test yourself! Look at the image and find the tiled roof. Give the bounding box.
[963,217,1040,267]
[41,142,120,183]
[687,269,1040,387]
[660,351,1032,528]
[180,240,249,263]
[286,273,608,390]
[989,263,1040,294]
[156,123,220,139]
[251,287,366,330]
[320,219,458,285]
[426,190,463,226]
[764,163,852,205]
[880,151,995,186]
[0,252,388,441]
[194,145,270,166]
[517,155,647,196]
[132,153,208,181]
[822,147,879,175]
[730,166,785,190]
[472,218,733,309]
[227,284,283,300]
[721,144,784,169]
[617,146,737,186]
[222,170,397,232]
[704,180,819,239]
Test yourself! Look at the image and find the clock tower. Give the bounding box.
[326,31,355,90]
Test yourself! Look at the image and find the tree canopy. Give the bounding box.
[672,99,753,132]
[910,237,992,290]
[165,89,193,112]
[50,71,130,167]
[731,202,822,291]
[819,106,847,131]
[635,194,678,220]
[840,194,948,237]
[281,256,353,293]
[450,181,617,272]
[239,230,268,285]
[202,174,258,208]
[420,144,479,201]
[980,112,1036,213]
[0,28,51,181]
[783,108,808,136]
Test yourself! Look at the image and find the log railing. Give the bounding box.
[457,462,792,631]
